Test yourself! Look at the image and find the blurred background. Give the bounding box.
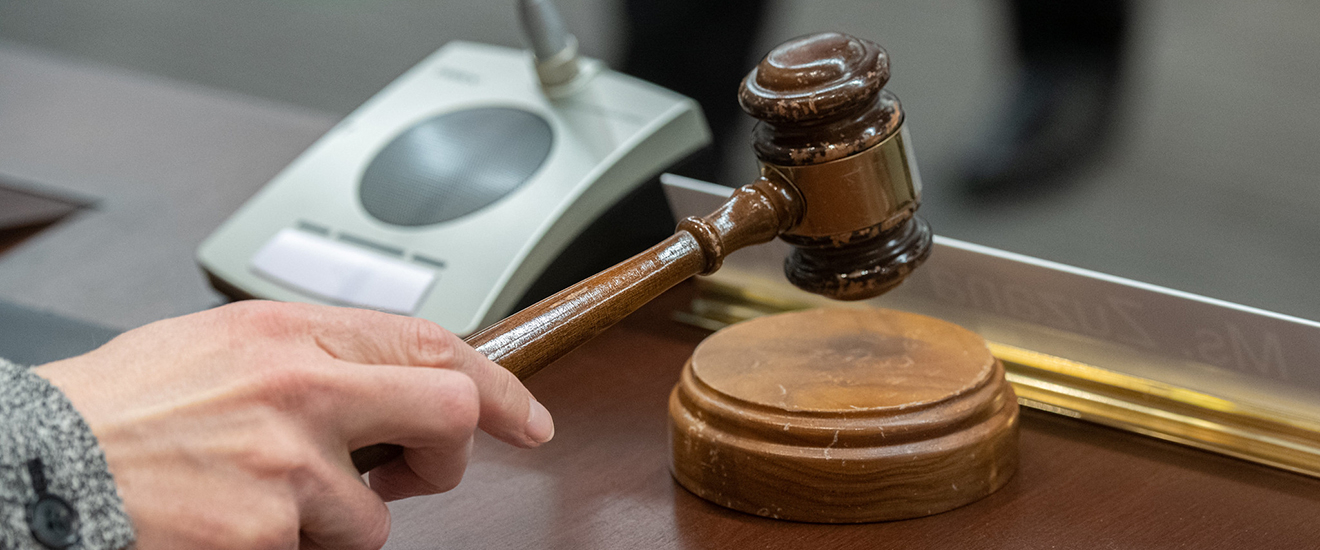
[1,0,1318,322]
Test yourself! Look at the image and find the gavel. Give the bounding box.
[351,31,932,473]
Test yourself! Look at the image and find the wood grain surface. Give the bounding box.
[739,32,902,165]
[686,308,996,410]
[670,308,1018,522]
[379,285,1320,549]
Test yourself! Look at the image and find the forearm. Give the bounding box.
[0,358,134,550]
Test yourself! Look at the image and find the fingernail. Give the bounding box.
[526,396,554,444]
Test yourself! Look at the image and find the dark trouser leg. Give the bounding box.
[962,0,1131,198]
[621,0,772,183]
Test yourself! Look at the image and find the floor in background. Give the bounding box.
[2,0,1319,321]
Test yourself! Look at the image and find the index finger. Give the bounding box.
[298,304,554,448]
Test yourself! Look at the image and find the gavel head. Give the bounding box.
[740,32,932,301]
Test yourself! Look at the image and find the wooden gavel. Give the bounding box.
[351,32,933,473]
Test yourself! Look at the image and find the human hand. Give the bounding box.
[34,301,553,550]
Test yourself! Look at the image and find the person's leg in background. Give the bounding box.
[962,0,1132,199]
[620,0,772,183]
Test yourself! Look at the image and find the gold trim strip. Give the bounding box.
[997,343,1320,477]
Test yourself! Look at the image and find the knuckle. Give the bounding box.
[408,318,462,366]
[430,466,467,494]
[244,525,297,550]
[253,363,334,413]
[238,420,316,477]
[226,499,299,550]
[432,372,480,437]
[222,301,312,340]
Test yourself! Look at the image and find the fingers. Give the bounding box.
[332,365,481,453]
[365,436,473,502]
[424,342,555,448]
[208,302,557,531]
[299,365,480,543]
[297,460,391,550]
[294,304,554,448]
[287,303,455,367]
[326,364,487,502]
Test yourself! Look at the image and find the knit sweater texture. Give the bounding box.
[0,359,134,550]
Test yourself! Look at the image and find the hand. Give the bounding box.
[34,301,554,550]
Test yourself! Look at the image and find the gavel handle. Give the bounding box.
[350,177,800,474]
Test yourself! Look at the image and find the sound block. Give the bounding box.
[668,308,1019,523]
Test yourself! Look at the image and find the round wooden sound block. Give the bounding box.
[668,308,1019,523]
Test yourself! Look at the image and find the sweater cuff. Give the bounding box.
[0,359,135,550]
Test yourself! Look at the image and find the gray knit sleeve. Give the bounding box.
[0,359,135,550]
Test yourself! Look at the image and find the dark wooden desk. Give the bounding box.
[382,287,1320,549]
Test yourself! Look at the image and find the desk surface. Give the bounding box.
[3,45,1318,549]
[382,288,1320,549]
[0,44,335,329]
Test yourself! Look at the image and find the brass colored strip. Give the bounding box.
[997,343,1320,478]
